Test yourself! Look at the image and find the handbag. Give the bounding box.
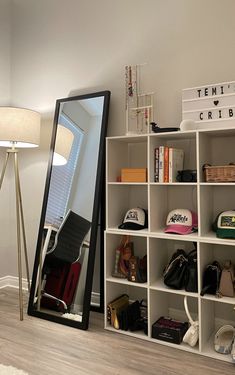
[218,260,235,297]
[128,255,147,283]
[200,261,221,296]
[183,296,199,347]
[117,236,134,278]
[107,294,129,329]
[163,249,188,289]
[184,248,198,292]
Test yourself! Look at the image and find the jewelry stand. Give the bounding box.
[125,64,154,135]
[0,146,30,320]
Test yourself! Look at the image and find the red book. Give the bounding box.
[164,147,169,182]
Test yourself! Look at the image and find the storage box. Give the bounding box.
[203,165,235,182]
[152,316,188,344]
[121,168,147,182]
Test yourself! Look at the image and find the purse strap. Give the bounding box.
[184,296,195,326]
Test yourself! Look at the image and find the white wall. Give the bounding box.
[0,0,11,105]
[2,0,235,277]
[0,0,13,275]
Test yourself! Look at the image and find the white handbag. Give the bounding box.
[183,296,199,347]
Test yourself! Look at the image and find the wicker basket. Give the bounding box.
[204,165,235,182]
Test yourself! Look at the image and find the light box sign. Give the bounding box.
[182,81,235,128]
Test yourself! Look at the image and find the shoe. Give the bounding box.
[214,325,235,354]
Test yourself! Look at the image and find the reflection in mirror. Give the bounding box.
[28,91,110,329]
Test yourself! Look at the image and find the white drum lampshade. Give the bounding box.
[53,125,74,166]
[0,107,41,148]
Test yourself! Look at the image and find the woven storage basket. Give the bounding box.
[204,165,235,182]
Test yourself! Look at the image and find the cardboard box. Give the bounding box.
[152,316,188,345]
[121,168,147,182]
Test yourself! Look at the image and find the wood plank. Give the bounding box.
[0,288,232,375]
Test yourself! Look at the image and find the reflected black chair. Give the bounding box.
[38,210,91,311]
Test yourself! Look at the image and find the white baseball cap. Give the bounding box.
[119,208,148,230]
[164,209,198,235]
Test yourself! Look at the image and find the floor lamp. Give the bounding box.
[0,107,41,320]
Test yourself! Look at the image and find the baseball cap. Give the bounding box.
[118,207,148,230]
[212,210,235,239]
[164,209,198,235]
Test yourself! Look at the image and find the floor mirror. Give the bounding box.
[28,91,110,329]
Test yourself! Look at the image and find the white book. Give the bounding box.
[158,146,164,183]
[169,148,184,182]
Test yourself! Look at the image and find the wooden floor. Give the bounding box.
[0,288,233,375]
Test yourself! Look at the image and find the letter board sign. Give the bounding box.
[182,81,235,129]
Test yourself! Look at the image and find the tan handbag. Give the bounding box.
[107,294,129,329]
[218,260,235,297]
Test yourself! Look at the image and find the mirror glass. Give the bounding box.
[28,91,110,329]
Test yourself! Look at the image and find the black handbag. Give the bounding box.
[200,261,222,296]
[163,249,188,289]
[185,249,198,292]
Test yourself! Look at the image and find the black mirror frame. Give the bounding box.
[28,90,110,330]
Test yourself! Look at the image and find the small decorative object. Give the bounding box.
[182,80,235,130]
[125,64,154,134]
[176,169,197,182]
[121,168,147,182]
[151,122,180,133]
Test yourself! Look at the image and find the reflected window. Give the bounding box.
[46,113,84,227]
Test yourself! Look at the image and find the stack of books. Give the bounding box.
[154,146,184,183]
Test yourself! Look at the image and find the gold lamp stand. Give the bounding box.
[0,146,31,320]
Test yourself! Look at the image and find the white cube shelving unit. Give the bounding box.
[105,127,235,363]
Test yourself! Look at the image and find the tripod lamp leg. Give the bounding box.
[15,153,31,293]
[14,152,23,321]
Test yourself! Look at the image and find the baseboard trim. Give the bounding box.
[91,292,100,307]
[0,275,29,290]
[0,276,101,307]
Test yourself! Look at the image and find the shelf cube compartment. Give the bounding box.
[200,185,235,238]
[149,132,197,183]
[199,129,235,182]
[106,184,148,230]
[149,185,198,234]
[150,290,199,350]
[200,299,235,362]
[105,281,148,336]
[106,137,147,183]
[149,237,198,294]
[105,232,147,282]
[199,242,235,302]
